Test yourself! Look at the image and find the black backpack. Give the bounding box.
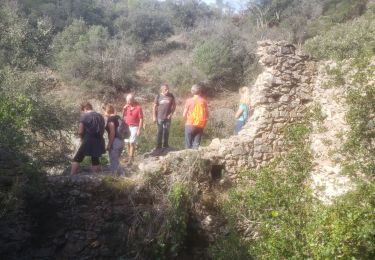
[115,115,130,140]
[86,112,105,137]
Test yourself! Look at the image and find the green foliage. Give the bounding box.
[164,64,206,95]
[0,69,74,166]
[193,38,246,88]
[305,8,375,60]
[339,57,375,175]
[322,0,368,24]
[213,123,313,259]
[0,3,53,70]
[306,182,375,259]
[213,117,374,259]
[209,231,251,260]
[52,19,136,91]
[166,0,213,29]
[0,92,33,152]
[121,11,173,44]
[19,0,114,32]
[154,183,191,259]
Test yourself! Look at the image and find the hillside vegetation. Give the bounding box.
[1,0,375,259]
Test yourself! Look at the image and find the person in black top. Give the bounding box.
[152,84,176,152]
[71,102,105,175]
[104,104,125,175]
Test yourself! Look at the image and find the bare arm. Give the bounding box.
[78,122,84,140]
[152,103,157,122]
[107,122,115,150]
[137,118,143,136]
[168,99,176,119]
[183,104,188,119]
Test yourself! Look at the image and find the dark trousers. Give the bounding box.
[185,125,203,149]
[156,119,171,148]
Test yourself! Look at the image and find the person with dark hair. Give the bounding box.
[71,102,105,175]
[183,84,208,149]
[104,104,125,176]
[152,84,176,153]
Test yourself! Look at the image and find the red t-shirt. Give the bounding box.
[123,104,143,126]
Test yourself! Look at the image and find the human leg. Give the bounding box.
[184,125,193,149]
[192,127,203,149]
[156,120,163,149]
[109,138,124,174]
[71,162,80,175]
[91,156,102,173]
[71,143,86,174]
[162,120,171,148]
[125,126,138,161]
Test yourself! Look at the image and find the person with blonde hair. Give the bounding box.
[234,87,251,134]
[104,104,125,175]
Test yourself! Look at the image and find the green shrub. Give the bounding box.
[304,8,375,60]
[122,11,173,44]
[323,56,375,176]
[166,0,213,29]
[153,183,191,259]
[192,38,246,88]
[213,123,314,259]
[164,64,206,95]
[0,3,53,70]
[307,182,375,259]
[52,20,136,91]
[0,69,74,166]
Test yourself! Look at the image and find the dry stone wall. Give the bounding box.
[139,41,317,175]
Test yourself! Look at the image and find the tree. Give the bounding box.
[0,3,53,70]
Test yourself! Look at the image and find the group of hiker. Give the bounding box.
[70,83,251,175]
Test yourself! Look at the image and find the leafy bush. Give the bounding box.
[193,39,246,88]
[212,123,313,259]
[52,20,136,91]
[306,182,375,259]
[0,69,75,167]
[0,3,53,70]
[304,8,375,60]
[121,11,173,44]
[166,0,213,29]
[212,121,375,259]
[164,64,206,95]
[152,183,191,259]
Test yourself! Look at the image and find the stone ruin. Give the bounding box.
[140,40,317,175]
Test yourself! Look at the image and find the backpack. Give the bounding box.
[189,96,208,128]
[86,112,105,137]
[115,115,130,140]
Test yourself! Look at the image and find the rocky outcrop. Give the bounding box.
[310,62,353,203]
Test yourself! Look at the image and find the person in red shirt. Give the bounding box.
[122,93,143,163]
